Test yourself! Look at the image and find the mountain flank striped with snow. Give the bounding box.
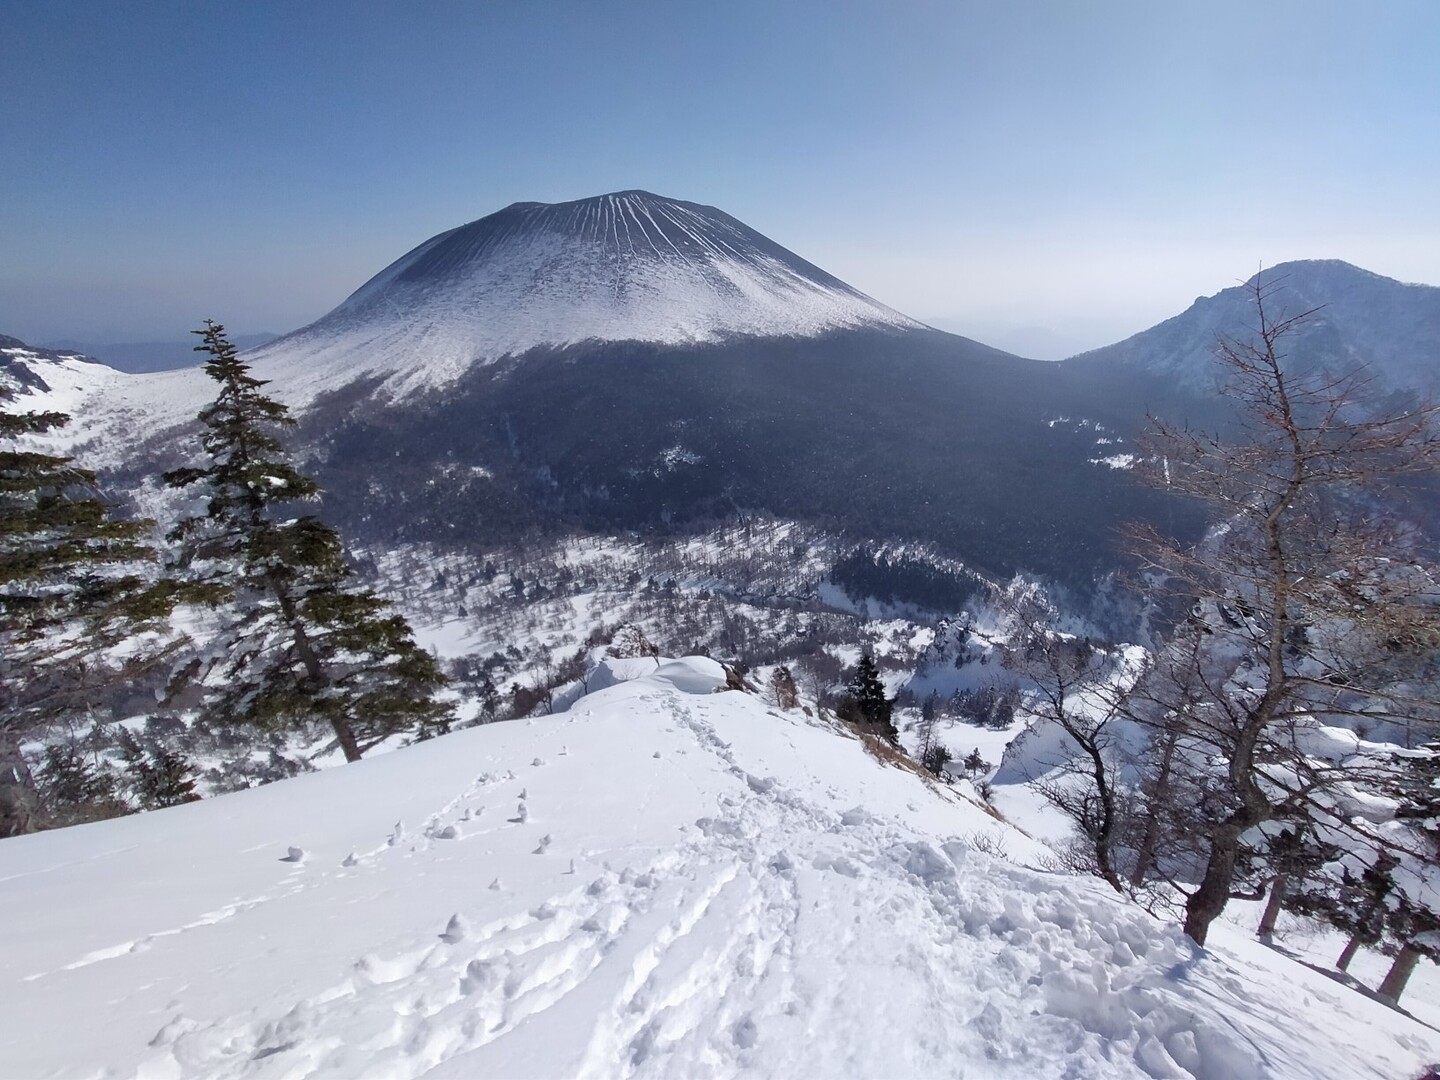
[243,190,928,401]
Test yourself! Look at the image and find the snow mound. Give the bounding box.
[583,656,665,694]
[1,661,1432,1078]
[581,655,726,698]
[650,656,728,695]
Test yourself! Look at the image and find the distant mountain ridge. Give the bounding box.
[6,190,1170,592]
[40,334,279,373]
[1063,260,1440,400]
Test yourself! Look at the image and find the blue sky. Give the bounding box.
[4,0,1439,356]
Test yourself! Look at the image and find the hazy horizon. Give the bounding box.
[19,246,1440,365]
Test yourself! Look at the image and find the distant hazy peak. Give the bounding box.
[1243,259,1419,287]
[1064,259,1440,399]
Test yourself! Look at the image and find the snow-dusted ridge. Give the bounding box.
[242,190,929,401]
[2,658,1433,1078]
[1062,259,1440,399]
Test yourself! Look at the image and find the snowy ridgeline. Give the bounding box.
[3,657,1435,1079]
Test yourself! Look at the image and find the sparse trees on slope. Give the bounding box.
[1129,276,1440,946]
[1373,746,1440,1005]
[166,321,451,761]
[0,387,177,835]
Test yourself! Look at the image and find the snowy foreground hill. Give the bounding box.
[3,658,1436,1079]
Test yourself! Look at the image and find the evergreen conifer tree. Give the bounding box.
[115,727,200,809]
[915,693,945,773]
[962,747,991,779]
[846,654,896,740]
[921,741,953,777]
[165,321,451,761]
[37,741,122,820]
[1,385,176,835]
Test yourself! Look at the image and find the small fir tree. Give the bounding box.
[115,727,200,809]
[37,741,122,821]
[962,747,991,780]
[165,321,451,760]
[846,654,896,741]
[915,692,938,760]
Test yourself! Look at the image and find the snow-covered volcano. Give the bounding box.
[244,190,927,400]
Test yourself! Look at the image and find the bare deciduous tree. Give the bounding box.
[1129,274,1440,946]
[1002,599,1134,893]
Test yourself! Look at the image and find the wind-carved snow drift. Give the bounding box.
[244,190,927,401]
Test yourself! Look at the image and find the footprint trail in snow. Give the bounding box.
[3,657,1432,1080]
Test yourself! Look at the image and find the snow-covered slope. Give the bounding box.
[0,338,148,457]
[241,190,929,401]
[2,658,1433,1079]
[0,339,121,409]
[0,344,290,469]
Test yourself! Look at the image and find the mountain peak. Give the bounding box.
[247,191,926,400]
[1243,258,1415,292]
[1064,259,1440,400]
[496,189,675,215]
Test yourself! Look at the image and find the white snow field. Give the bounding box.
[2,658,1436,1079]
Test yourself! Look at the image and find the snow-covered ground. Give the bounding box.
[3,657,1435,1079]
[1,341,209,464]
